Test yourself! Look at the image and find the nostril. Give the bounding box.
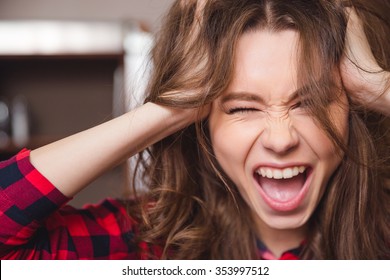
[261,126,299,154]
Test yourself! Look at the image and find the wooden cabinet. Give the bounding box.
[0,21,133,206]
[0,54,123,154]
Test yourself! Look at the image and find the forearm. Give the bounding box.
[30,102,195,197]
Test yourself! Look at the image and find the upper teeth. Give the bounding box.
[256,166,306,180]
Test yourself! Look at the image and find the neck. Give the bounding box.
[254,217,308,258]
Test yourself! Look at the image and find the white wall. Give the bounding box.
[0,0,175,31]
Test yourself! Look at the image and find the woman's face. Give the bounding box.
[208,29,349,232]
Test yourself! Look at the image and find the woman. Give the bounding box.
[0,0,389,259]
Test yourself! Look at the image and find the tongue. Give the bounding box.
[259,173,305,202]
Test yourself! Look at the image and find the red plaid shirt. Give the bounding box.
[0,149,300,260]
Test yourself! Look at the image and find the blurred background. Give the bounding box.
[0,0,175,206]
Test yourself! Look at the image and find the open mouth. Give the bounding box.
[254,165,312,212]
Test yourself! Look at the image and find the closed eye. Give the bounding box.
[290,102,302,110]
[227,107,260,115]
[288,101,311,115]
[290,100,310,110]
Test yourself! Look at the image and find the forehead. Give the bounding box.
[225,29,300,104]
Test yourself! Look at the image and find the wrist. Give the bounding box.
[382,72,390,113]
[144,102,199,132]
[364,70,390,114]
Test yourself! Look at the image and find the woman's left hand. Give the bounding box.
[340,8,390,114]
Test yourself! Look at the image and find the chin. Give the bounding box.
[257,208,312,230]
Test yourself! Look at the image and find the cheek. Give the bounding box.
[294,117,336,157]
[292,103,349,169]
[209,115,262,180]
[211,122,249,162]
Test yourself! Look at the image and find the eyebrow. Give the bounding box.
[220,90,300,106]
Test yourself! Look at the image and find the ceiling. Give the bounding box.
[0,0,176,32]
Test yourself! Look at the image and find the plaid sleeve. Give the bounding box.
[0,150,143,259]
[0,149,70,258]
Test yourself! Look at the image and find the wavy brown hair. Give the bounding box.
[128,0,390,259]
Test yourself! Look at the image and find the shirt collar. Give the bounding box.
[256,238,303,260]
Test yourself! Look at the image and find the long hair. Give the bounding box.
[129,0,390,259]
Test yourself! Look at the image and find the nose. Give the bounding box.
[260,113,299,155]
